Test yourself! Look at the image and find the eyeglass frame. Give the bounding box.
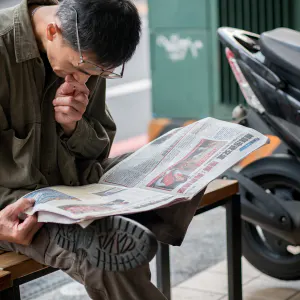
[71,6,125,79]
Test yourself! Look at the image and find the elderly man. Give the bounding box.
[0,0,203,299]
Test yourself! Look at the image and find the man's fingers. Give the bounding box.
[57,80,89,97]
[65,75,74,82]
[74,93,89,107]
[56,76,90,99]
[53,95,88,112]
[65,76,90,96]
[54,106,82,121]
[17,215,42,243]
[56,82,75,96]
[11,198,35,217]
[18,214,37,230]
[24,220,43,246]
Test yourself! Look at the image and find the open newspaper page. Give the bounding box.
[25,183,179,223]
[100,117,269,198]
[25,117,268,224]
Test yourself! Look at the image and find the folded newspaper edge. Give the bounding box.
[23,117,269,227]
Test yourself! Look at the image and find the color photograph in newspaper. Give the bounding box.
[144,132,268,198]
[147,139,226,192]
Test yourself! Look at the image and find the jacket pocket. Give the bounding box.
[0,125,42,188]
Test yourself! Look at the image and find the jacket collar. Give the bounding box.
[13,0,58,63]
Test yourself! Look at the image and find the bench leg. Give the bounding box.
[0,285,20,300]
[0,288,13,300]
[226,194,243,300]
[13,285,21,300]
[156,242,171,300]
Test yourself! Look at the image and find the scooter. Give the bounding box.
[218,27,300,280]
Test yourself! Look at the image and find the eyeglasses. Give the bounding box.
[71,7,125,79]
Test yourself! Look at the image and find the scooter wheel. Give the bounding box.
[240,155,300,280]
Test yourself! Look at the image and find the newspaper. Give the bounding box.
[24,117,269,227]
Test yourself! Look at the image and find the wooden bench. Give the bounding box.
[0,179,241,300]
[0,251,57,299]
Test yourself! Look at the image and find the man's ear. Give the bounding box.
[46,22,61,41]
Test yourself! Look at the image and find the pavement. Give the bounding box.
[20,254,300,300]
[172,257,300,300]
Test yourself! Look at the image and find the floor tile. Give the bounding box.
[178,271,253,294]
[219,296,273,300]
[243,275,300,300]
[172,287,224,300]
[33,281,90,300]
[208,257,261,279]
[257,273,300,289]
[290,292,300,300]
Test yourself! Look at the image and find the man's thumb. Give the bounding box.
[65,75,75,82]
[60,82,75,96]
[13,198,35,215]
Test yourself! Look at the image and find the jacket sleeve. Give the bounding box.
[58,77,116,161]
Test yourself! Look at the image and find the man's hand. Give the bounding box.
[53,75,90,136]
[0,198,43,246]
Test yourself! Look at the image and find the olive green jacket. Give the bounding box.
[0,0,205,247]
[0,0,117,208]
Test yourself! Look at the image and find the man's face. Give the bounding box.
[45,22,106,84]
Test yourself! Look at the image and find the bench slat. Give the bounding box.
[199,179,238,208]
[0,271,11,291]
[0,252,31,269]
[0,252,46,281]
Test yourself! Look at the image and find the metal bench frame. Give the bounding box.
[156,194,242,300]
[0,267,57,300]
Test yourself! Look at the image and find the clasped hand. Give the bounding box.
[53,75,90,136]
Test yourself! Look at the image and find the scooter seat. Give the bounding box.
[260,28,300,84]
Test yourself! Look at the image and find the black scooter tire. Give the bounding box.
[240,155,300,280]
